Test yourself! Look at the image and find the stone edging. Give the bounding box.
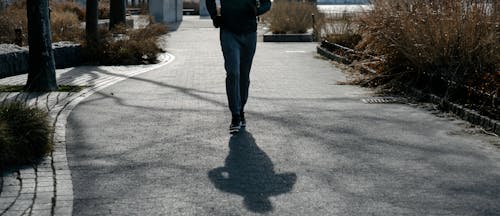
[316,45,350,64]
[263,32,313,42]
[406,87,500,136]
[316,45,500,136]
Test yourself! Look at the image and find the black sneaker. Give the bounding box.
[229,115,241,134]
[240,112,246,127]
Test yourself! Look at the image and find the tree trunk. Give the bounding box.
[109,0,126,30]
[86,0,99,47]
[25,0,57,91]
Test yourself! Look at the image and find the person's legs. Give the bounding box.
[239,31,257,115]
[220,29,242,117]
[220,29,256,132]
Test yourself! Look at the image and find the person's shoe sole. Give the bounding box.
[229,127,240,134]
[229,123,241,134]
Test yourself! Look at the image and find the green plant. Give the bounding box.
[261,1,319,34]
[0,102,52,168]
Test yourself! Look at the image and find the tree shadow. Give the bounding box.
[208,130,297,213]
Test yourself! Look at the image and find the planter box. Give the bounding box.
[0,42,82,79]
[263,32,313,42]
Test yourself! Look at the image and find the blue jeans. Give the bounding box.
[220,28,257,116]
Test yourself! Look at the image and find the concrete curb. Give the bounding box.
[407,87,500,136]
[316,46,351,64]
[263,32,314,42]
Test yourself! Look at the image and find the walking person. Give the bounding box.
[206,0,272,134]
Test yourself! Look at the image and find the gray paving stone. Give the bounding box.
[0,210,25,216]
[55,200,72,207]
[30,209,52,216]
[56,195,73,202]
[0,197,16,207]
[32,202,52,210]
[0,186,19,193]
[7,200,32,211]
[54,165,70,171]
[36,164,52,172]
[56,189,73,196]
[0,192,18,198]
[19,169,35,175]
[33,192,54,204]
[21,179,35,186]
[54,207,72,216]
[19,174,36,180]
[36,172,53,178]
[55,174,72,181]
[1,175,19,185]
[16,193,35,201]
[19,188,35,195]
[36,187,54,194]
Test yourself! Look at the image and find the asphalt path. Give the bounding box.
[66,17,500,215]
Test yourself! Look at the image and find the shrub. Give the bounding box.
[99,0,111,19]
[358,0,499,109]
[0,0,84,44]
[51,10,84,43]
[319,12,362,48]
[86,22,167,65]
[0,102,52,168]
[50,0,86,21]
[261,1,320,34]
[0,1,27,44]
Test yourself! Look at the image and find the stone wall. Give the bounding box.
[0,44,29,79]
[0,42,82,79]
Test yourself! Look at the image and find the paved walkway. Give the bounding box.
[0,40,173,215]
[2,16,500,215]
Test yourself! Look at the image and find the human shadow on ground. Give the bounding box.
[208,130,297,213]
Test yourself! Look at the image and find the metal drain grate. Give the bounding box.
[362,97,403,104]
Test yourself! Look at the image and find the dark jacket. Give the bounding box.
[206,0,271,34]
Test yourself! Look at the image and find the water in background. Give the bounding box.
[317,0,369,4]
[0,0,14,10]
[317,4,372,15]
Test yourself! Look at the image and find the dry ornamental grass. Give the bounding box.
[357,0,499,116]
[94,23,167,65]
[261,1,320,34]
[0,0,84,44]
